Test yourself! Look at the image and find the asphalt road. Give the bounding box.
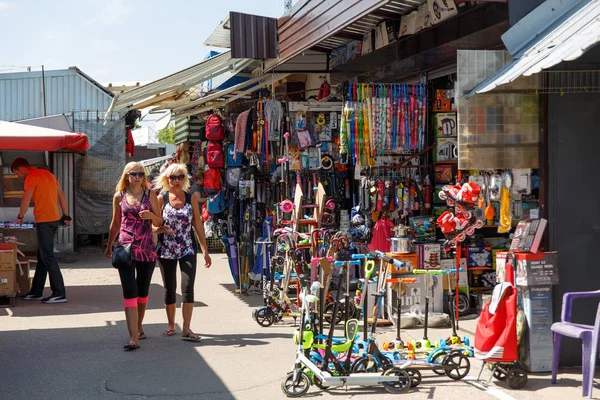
[0,249,593,399]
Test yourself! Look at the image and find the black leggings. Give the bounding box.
[118,260,156,299]
[159,254,197,305]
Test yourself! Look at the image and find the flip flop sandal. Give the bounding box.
[123,341,140,351]
[138,332,147,340]
[182,332,202,342]
[162,329,176,337]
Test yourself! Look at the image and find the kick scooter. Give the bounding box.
[281,260,412,397]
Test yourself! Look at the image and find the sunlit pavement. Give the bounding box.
[0,248,595,399]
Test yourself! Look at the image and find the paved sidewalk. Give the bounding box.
[0,248,596,399]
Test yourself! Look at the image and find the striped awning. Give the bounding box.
[174,118,189,144]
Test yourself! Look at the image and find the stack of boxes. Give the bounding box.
[0,242,17,298]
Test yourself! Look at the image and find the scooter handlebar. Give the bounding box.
[352,254,366,260]
[412,268,463,275]
[334,260,361,267]
[369,251,406,268]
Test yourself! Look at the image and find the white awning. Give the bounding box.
[107,51,254,114]
[467,0,600,97]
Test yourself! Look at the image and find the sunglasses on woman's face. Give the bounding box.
[169,174,185,181]
[128,172,145,178]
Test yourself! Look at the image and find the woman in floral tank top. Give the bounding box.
[105,162,163,351]
[154,163,211,341]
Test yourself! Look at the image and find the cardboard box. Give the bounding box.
[467,246,492,268]
[428,0,458,26]
[416,243,441,270]
[398,11,417,37]
[440,258,468,288]
[0,270,16,296]
[415,4,432,32]
[17,261,30,295]
[394,273,444,313]
[434,112,457,137]
[518,285,554,372]
[388,252,418,273]
[515,252,559,286]
[0,243,16,271]
[495,251,513,284]
[361,31,373,56]
[436,137,458,161]
[435,165,453,183]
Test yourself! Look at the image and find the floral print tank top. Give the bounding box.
[158,192,195,260]
[118,189,157,262]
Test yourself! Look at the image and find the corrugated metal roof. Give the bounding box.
[264,0,425,72]
[468,0,600,96]
[109,51,254,113]
[204,16,231,48]
[230,12,278,59]
[0,67,113,122]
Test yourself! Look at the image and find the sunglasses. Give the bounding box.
[128,172,145,178]
[169,174,186,181]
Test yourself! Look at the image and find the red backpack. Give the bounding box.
[206,114,224,141]
[204,168,221,193]
[206,142,224,168]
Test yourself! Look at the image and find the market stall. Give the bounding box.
[0,120,89,304]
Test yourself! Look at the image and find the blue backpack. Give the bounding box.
[227,144,243,167]
[207,191,227,214]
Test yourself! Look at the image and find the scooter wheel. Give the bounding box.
[429,350,448,375]
[350,356,377,373]
[507,366,528,389]
[255,307,275,327]
[323,303,344,325]
[443,352,470,380]
[281,371,311,397]
[382,367,411,394]
[405,368,422,387]
[313,376,328,390]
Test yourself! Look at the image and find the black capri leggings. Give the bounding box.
[118,260,156,299]
[159,254,197,305]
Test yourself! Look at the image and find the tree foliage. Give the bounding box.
[157,126,175,144]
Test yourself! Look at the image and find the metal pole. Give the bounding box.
[41,65,47,116]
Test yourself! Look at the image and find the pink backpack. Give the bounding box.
[206,114,224,141]
[206,142,224,168]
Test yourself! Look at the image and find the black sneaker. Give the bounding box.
[21,293,43,300]
[41,295,67,304]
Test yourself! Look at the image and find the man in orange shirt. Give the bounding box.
[12,157,71,304]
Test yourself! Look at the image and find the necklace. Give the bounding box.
[127,189,143,202]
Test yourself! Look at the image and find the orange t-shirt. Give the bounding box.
[24,168,61,223]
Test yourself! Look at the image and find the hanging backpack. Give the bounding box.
[207,191,227,214]
[206,142,224,168]
[226,144,243,167]
[204,168,221,193]
[206,114,225,141]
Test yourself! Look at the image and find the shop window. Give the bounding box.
[456,50,540,170]
[0,151,47,207]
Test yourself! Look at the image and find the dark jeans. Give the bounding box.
[159,254,197,304]
[31,221,66,297]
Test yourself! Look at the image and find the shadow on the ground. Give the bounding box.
[0,322,236,400]
[219,283,266,308]
[0,283,206,317]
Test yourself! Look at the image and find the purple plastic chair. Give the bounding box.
[551,290,600,398]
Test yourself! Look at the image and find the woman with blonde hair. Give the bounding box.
[153,163,212,341]
[105,162,163,351]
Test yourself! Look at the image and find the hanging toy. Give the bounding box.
[484,174,495,225]
[498,171,513,233]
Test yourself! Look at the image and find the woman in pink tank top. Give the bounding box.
[105,162,163,351]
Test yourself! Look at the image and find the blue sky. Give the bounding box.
[0,0,284,83]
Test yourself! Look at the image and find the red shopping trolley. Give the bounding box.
[474,282,528,389]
